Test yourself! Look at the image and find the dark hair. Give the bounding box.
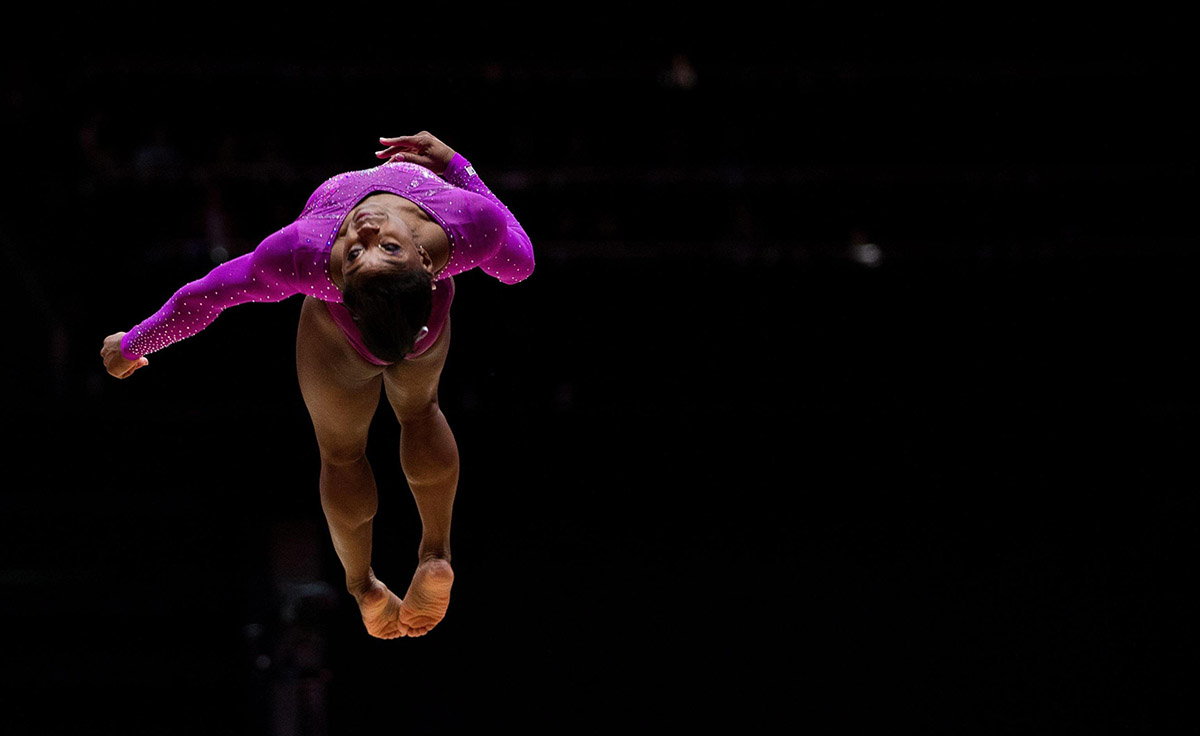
[342,264,434,362]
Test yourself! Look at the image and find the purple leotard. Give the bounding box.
[120,154,533,364]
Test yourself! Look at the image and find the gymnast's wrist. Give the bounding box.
[119,333,143,362]
[446,152,471,176]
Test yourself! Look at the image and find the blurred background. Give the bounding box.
[2,12,1193,734]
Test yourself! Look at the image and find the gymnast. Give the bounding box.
[100,131,534,638]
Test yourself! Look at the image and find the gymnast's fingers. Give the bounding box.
[376,143,424,160]
[117,357,149,379]
[379,134,424,149]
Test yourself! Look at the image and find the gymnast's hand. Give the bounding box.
[376,131,457,175]
[101,332,149,379]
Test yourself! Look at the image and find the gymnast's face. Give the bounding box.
[343,205,433,282]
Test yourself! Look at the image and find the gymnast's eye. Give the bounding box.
[380,242,400,253]
[348,245,363,260]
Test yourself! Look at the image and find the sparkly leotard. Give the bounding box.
[120,154,533,364]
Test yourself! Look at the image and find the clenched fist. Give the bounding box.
[101,332,149,379]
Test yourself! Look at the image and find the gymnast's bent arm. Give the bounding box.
[377,131,534,285]
[100,225,301,379]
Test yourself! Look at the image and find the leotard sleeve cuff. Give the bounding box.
[445,153,473,178]
[120,334,143,362]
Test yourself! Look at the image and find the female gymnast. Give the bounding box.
[100,131,534,638]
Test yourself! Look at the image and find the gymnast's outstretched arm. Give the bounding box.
[100,225,302,378]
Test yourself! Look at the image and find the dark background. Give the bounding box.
[2,13,1192,734]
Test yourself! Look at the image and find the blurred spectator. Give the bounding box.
[849,227,883,267]
[204,184,233,263]
[78,112,122,199]
[133,127,184,185]
[661,53,698,90]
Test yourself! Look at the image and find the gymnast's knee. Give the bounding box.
[317,441,370,468]
[394,398,441,426]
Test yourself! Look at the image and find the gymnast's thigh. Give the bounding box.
[382,314,451,422]
[296,296,384,457]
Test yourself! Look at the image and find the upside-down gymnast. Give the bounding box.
[100,131,534,638]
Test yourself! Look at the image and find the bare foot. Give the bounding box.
[356,579,407,640]
[397,558,454,637]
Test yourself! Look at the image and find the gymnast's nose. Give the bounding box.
[355,217,382,244]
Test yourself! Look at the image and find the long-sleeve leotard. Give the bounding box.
[439,153,534,284]
[120,154,532,361]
